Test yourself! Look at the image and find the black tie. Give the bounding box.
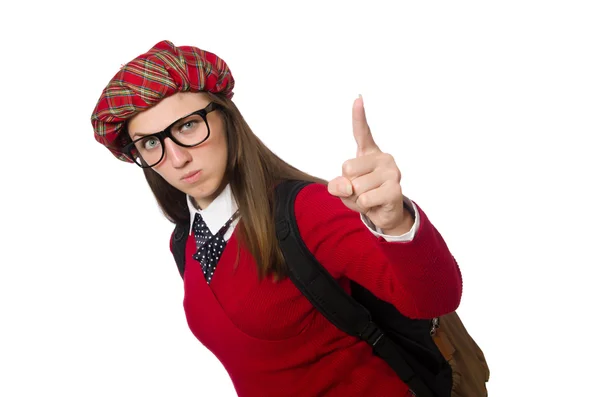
[191,210,239,283]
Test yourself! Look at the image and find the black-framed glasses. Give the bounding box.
[123,102,220,168]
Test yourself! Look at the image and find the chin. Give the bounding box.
[186,178,224,206]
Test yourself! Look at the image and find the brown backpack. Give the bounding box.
[432,312,490,396]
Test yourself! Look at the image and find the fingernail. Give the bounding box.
[346,183,353,196]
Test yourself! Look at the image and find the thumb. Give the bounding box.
[327,176,353,197]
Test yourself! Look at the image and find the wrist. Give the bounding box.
[381,204,415,236]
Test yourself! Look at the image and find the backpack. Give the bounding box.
[170,180,490,397]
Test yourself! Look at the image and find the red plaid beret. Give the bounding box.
[91,40,235,162]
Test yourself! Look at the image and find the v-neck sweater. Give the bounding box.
[174,183,463,397]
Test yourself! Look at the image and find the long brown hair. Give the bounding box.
[142,92,327,280]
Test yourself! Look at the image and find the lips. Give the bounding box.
[181,170,202,183]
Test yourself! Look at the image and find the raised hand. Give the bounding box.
[328,95,413,235]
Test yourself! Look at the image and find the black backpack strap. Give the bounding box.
[171,219,190,279]
[274,180,436,397]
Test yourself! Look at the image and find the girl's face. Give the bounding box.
[127,92,228,209]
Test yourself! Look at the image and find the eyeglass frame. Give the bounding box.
[122,102,221,168]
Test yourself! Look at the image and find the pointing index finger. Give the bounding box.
[353,95,380,156]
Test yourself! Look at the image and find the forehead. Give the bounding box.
[128,92,211,135]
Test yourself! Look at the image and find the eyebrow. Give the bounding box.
[131,131,155,139]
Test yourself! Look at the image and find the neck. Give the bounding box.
[193,179,228,210]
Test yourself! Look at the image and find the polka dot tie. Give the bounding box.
[192,211,239,284]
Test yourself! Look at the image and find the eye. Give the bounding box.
[143,137,160,150]
[177,115,205,134]
[180,120,197,132]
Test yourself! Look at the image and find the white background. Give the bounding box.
[1,1,598,396]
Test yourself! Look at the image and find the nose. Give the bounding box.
[163,138,191,168]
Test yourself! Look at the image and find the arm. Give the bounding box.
[294,183,462,320]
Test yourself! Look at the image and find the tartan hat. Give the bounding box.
[90,40,235,162]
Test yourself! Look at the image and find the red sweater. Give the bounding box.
[176,183,462,396]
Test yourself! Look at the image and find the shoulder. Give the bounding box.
[294,181,347,213]
[289,180,375,280]
[293,181,366,237]
[293,181,365,233]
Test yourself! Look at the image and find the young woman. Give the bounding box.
[91,40,462,397]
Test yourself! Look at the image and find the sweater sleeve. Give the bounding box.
[294,183,463,319]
